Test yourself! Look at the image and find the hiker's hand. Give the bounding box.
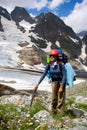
[34,84,39,90]
[58,84,63,93]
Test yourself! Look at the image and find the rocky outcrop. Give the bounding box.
[79,34,87,66]
[0,83,15,96]
[0,6,11,20]
[17,46,46,65]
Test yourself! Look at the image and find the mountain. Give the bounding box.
[0,6,86,70]
[77,31,87,38]
[0,6,11,20]
[11,6,34,24]
[33,13,82,58]
[80,34,87,66]
[82,34,87,44]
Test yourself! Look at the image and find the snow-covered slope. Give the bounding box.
[0,16,49,69]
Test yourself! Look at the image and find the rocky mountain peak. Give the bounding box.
[31,12,82,58]
[11,6,34,23]
[0,6,11,20]
[34,12,80,41]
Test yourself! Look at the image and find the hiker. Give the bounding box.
[46,48,63,83]
[63,53,76,87]
[34,49,66,114]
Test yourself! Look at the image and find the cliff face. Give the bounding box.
[79,34,87,67]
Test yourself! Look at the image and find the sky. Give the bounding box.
[0,0,87,33]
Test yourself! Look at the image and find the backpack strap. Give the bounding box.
[59,62,62,72]
[47,63,50,70]
[59,62,63,80]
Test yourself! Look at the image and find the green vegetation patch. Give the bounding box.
[0,103,40,130]
[29,100,47,117]
[76,103,87,112]
[66,99,75,107]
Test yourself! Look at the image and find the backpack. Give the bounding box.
[57,48,63,55]
[46,54,50,63]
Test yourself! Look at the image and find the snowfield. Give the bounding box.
[0,69,85,92]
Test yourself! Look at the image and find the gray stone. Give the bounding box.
[34,110,54,123]
[68,108,84,117]
[69,125,87,130]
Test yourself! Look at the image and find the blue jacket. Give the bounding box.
[65,62,76,87]
[38,61,66,85]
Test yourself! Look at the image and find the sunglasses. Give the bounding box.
[50,55,56,58]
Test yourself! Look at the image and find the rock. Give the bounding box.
[69,125,87,130]
[0,84,15,96]
[34,110,54,124]
[73,116,87,126]
[0,95,31,106]
[17,46,46,65]
[76,96,87,104]
[67,108,84,117]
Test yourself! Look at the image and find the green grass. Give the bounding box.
[76,103,87,112]
[65,99,75,107]
[0,100,50,130]
[29,100,48,117]
[0,103,40,130]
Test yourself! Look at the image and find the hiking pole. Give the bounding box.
[30,87,38,107]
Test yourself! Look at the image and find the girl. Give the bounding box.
[34,49,66,114]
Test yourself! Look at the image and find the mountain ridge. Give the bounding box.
[0,6,87,70]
